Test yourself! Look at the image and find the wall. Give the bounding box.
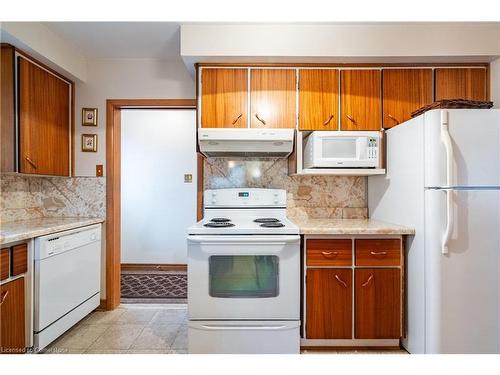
[74,58,195,176]
[204,158,367,219]
[491,58,500,109]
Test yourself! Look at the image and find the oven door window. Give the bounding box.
[209,255,279,298]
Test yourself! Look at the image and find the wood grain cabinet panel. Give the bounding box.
[435,68,487,101]
[382,69,433,128]
[1,45,15,173]
[19,57,70,176]
[355,239,401,266]
[340,70,381,131]
[306,268,352,339]
[355,268,401,339]
[11,244,28,277]
[250,69,296,128]
[0,277,25,353]
[201,68,248,128]
[299,69,339,130]
[306,239,352,266]
[0,248,10,281]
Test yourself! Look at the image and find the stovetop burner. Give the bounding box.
[254,218,280,223]
[210,218,231,223]
[204,222,235,228]
[259,222,285,228]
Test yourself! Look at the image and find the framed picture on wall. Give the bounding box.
[82,108,98,126]
[82,134,98,152]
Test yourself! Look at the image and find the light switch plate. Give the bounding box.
[184,174,192,183]
[96,164,103,177]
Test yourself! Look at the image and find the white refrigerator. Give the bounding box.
[369,109,500,354]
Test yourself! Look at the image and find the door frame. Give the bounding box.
[106,99,199,310]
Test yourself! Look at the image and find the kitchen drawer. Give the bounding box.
[306,239,352,266]
[355,239,401,266]
[1,248,10,280]
[11,244,28,277]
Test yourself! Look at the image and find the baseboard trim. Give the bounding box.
[96,299,108,311]
[121,263,187,272]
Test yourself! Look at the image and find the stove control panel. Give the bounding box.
[205,188,287,207]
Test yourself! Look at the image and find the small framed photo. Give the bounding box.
[82,134,97,152]
[82,108,98,126]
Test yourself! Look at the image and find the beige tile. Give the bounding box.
[169,349,188,354]
[43,348,87,354]
[88,324,145,350]
[116,309,159,324]
[85,349,130,354]
[171,326,188,350]
[47,325,109,350]
[149,309,187,325]
[131,324,180,349]
[81,309,126,325]
[127,349,172,354]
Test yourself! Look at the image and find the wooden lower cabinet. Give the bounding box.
[306,268,352,339]
[355,268,401,339]
[0,277,25,353]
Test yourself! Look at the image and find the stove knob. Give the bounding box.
[212,199,217,204]
[274,199,278,204]
[212,192,217,196]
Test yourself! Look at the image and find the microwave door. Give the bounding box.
[315,137,359,168]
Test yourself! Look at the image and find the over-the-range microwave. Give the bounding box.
[303,131,381,169]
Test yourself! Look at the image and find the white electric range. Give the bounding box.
[187,188,300,354]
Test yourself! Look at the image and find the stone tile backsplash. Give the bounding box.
[204,158,367,219]
[0,174,105,222]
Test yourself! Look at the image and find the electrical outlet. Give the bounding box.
[96,164,103,177]
[184,174,192,183]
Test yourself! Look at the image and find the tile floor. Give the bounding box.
[44,304,188,354]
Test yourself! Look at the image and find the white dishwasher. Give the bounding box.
[34,224,101,350]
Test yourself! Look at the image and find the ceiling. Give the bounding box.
[44,22,182,59]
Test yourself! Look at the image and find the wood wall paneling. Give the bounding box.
[340,70,381,131]
[18,57,70,176]
[250,69,296,128]
[1,45,15,172]
[299,69,339,130]
[201,68,248,128]
[382,69,433,128]
[306,268,352,339]
[0,277,25,353]
[435,68,487,101]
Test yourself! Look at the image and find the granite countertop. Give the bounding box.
[289,218,415,235]
[0,217,105,245]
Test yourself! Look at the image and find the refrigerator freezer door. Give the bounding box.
[425,188,500,353]
[424,109,500,188]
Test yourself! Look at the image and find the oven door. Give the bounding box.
[187,235,300,320]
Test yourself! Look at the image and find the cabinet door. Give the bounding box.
[201,68,248,128]
[250,69,296,128]
[355,268,401,339]
[299,69,339,130]
[1,45,15,173]
[18,57,70,176]
[306,268,352,339]
[382,69,433,128]
[435,68,487,101]
[341,70,381,131]
[0,278,25,353]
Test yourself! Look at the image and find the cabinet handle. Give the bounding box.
[346,114,356,124]
[370,251,388,257]
[334,274,348,288]
[255,113,266,125]
[25,156,37,169]
[321,251,339,257]
[0,290,9,306]
[231,113,243,125]
[323,115,334,126]
[361,274,374,287]
[387,114,400,124]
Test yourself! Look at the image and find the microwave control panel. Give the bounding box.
[367,138,378,160]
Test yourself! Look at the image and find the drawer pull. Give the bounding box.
[387,114,400,124]
[361,274,374,287]
[25,156,37,169]
[232,113,243,125]
[334,274,347,288]
[323,115,334,126]
[346,114,356,124]
[0,290,9,306]
[370,251,387,257]
[321,251,339,257]
[255,113,266,125]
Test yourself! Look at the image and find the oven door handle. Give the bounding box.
[187,235,300,244]
[197,324,291,331]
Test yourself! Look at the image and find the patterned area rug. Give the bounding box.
[121,272,187,300]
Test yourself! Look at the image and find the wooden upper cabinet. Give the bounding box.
[19,57,70,176]
[250,69,296,128]
[299,69,339,130]
[341,70,381,131]
[201,68,248,128]
[1,45,15,173]
[306,268,352,339]
[382,69,433,128]
[435,68,487,101]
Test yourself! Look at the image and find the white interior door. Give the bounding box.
[121,109,197,264]
[425,188,500,353]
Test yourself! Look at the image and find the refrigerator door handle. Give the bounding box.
[441,111,453,255]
